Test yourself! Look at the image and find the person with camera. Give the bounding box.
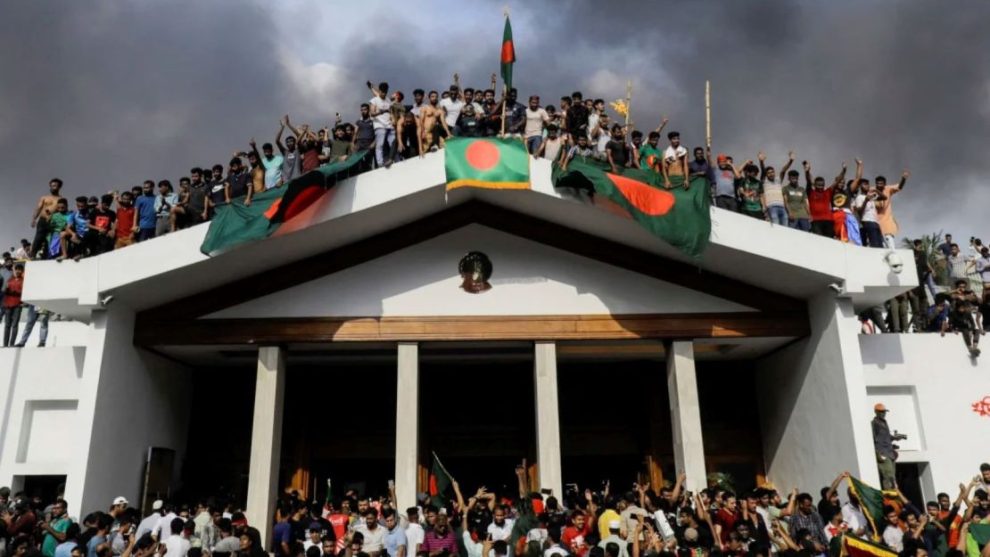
[871,403,907,490]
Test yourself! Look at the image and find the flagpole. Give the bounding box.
[499,6,510,137]
[705,80,711,148]
[625,80,632,127]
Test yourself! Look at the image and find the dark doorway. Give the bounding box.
[283,364,397,502]
[895,462,925,507]
[20,475,66,507]
[558,360,664,490]
[420,355,535,497]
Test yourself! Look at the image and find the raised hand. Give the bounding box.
[803,160,811,172]
[758,151,766,162]
[788,150,795,160]
[902,170,911,179]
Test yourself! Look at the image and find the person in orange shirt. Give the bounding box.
[875,171,910,248]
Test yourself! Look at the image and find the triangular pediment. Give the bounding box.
[206,223,754,320]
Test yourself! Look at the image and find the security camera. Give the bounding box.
[99,295,115,306]
[828,282,845,294]
[884,251,904,274]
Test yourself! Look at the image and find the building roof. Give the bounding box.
[23,154,917,322]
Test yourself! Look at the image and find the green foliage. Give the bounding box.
[902,231,949,285]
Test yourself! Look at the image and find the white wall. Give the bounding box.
[756,292,879,492]
[0,346,86,483]
[63,307,192,517]
[209,224,753,319]
[860,333,990,498]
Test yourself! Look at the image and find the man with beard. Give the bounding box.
[278,117,302,183]
[804,160,844,238]
[30,178,65,258]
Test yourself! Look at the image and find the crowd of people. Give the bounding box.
[2,457,990,557]
[0,77,988,346]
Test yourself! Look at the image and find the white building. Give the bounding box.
[0,155,986,544]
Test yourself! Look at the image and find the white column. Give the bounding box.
[394,342,419,510]
[534,341,563,498]
[666,341,707,492]
[246,346,286,549]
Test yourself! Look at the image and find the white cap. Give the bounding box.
[113,496,129,506]
[152,500,164,511]
[608,520,621,530]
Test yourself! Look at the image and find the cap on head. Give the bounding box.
[874,403,887,413]
[152,500,164,511]
[608,519,621,530]
[113,496,129,506]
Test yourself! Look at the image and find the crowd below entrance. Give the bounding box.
[3,460,990,557]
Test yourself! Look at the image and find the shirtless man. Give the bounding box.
[30,178,64,259]
[661,132,690,189]
[417,90,450,151]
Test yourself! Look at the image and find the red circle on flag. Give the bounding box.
[465,140,500,171]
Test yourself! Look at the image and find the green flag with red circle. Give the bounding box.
[501,15,515,90]
[445,137,530,191]
[552,157,711,257]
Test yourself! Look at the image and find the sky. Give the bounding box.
[2,0,989,252]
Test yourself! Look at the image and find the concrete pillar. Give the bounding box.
[394,342,419,509]
[246,346,286,549]
[666,341,706,492]
[533,341,563,498]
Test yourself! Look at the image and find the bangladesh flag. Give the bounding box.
[445,137,530,191]
[552,158,711,257]
[428,452,454,505]
[839,534,897,557]
[200,150,368,256]
[501,15,515,90]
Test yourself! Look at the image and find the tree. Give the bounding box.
[902,231,949,286]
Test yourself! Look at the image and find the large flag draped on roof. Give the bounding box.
[552,158,711,257]
[500,14,515,91]
[445,137,530,191]
[200,150,368,256]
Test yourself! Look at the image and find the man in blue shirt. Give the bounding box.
[134,180,157,242]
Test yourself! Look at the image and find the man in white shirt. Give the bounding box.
[136,501,163,539]
[354,508,386,557]
[439,86,465,136]
[368,81,396,168]
[162,518,191,557]
[154,505,178,541]
[853,181,885,248]
[881,507,903,552]
[840,491,868,538]
[487,506,514,557]
[405,507,425,557]
[524,96,550,155]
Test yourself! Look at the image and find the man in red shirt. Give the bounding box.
[714,492,739,548]
[114,191,137,249]
[2,263,24,347]
[562,510,591,557]
[804,160,844,238]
